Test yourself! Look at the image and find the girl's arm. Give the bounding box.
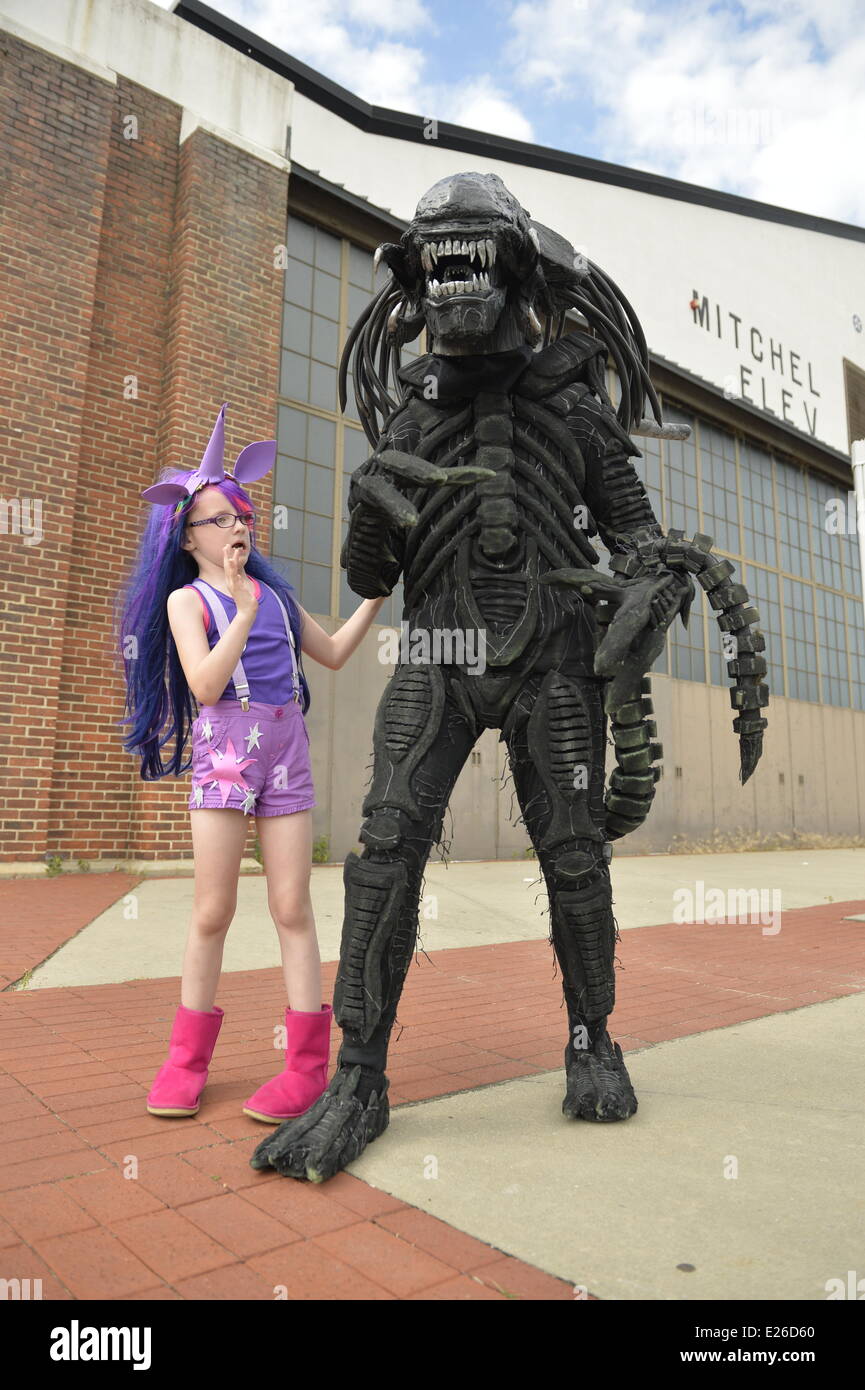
[298,596,387,671]
[167,590,255,705]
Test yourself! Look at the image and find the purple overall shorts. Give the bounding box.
[188,699,316,817]
[185,576,315,818]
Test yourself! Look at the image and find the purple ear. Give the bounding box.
[141,482,189,504]
[233,440,277,484]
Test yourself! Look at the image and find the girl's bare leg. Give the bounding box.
[256,809,321,1011]
[182,809,249,1011]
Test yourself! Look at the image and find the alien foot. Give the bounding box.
[249,1064,390,1183]
[562,1029,638,1122]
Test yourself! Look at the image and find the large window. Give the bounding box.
[606,365,861,705]
[272,212,425,625]
[637,395,862,707]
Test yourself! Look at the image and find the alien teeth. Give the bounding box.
[422,239,496,278]
[426,272,492,299]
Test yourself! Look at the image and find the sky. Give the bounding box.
[154,0,865,228]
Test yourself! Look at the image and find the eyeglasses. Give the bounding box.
[187,511,255,530]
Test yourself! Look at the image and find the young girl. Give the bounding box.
[116,403,385,1124]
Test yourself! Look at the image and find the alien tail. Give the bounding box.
[604,674,663,840]
[662,530,769,784]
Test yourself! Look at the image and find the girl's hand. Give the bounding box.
[223,543,258,622]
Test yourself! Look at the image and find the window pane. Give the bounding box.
[305,462,333,516]
[631,432,663,523]
[847,597,865,710]
[662,407,699,537]
[287,215,315,264]
[276,406,307,460]
[275,455,305,511]
[312,269,339,320]
[347,283,372,330]
[743,564,783,698]
[344,425,370,471]
[841,511,861,597]
[301,562,331,615]
[809,474,843,590]
[307,415,335,468]
[314,226,341,275]
[739,441,776,569]
[311,314,339,365]
[282,303,311,355]
[303,511,333,564]
[271,506,303,561]
[309,361,337,412]
[339,565,357,622]
[669,585,707,682]
[349,243,373,290]
[783,577,819,701]
[816,587,849,706]
[776,459,811,580]
[284,257,313,309]
[279,349,309,402]
[699,420,740,555]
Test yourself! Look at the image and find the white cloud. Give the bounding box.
[504,0,865,225]
[445,79,535,141]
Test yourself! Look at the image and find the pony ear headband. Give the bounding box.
[140,402,276,508]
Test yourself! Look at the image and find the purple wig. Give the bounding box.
[114,471,309,780]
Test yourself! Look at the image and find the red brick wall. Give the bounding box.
[0,32,288,864]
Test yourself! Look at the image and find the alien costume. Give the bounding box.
[251,171,769,1183]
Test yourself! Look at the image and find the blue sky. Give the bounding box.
[155,0,865,226]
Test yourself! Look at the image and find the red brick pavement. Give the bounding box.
[0,872,141,988]
[1,877,863,1300]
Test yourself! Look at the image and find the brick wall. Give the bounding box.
[0,31,289,864]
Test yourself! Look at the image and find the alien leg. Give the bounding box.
[502,667,637,1122]
[251,660,478,1181]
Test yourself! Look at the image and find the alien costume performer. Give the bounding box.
[252,172,769,1183]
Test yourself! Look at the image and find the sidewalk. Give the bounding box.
[1,850,863,1300]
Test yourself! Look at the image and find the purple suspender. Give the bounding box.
[191,578,300,712]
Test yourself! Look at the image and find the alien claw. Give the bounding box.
[249,1065,391,1183]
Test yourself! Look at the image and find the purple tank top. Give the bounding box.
[185,578,300,704]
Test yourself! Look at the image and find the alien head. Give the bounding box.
[377,171,546,356]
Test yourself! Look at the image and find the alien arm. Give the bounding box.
[339,414,418,599]
[574,390,683,576]
[563,388,698,648]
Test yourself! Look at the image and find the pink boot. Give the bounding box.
[243,1004,333,1124]
[146,1004,224,1117]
